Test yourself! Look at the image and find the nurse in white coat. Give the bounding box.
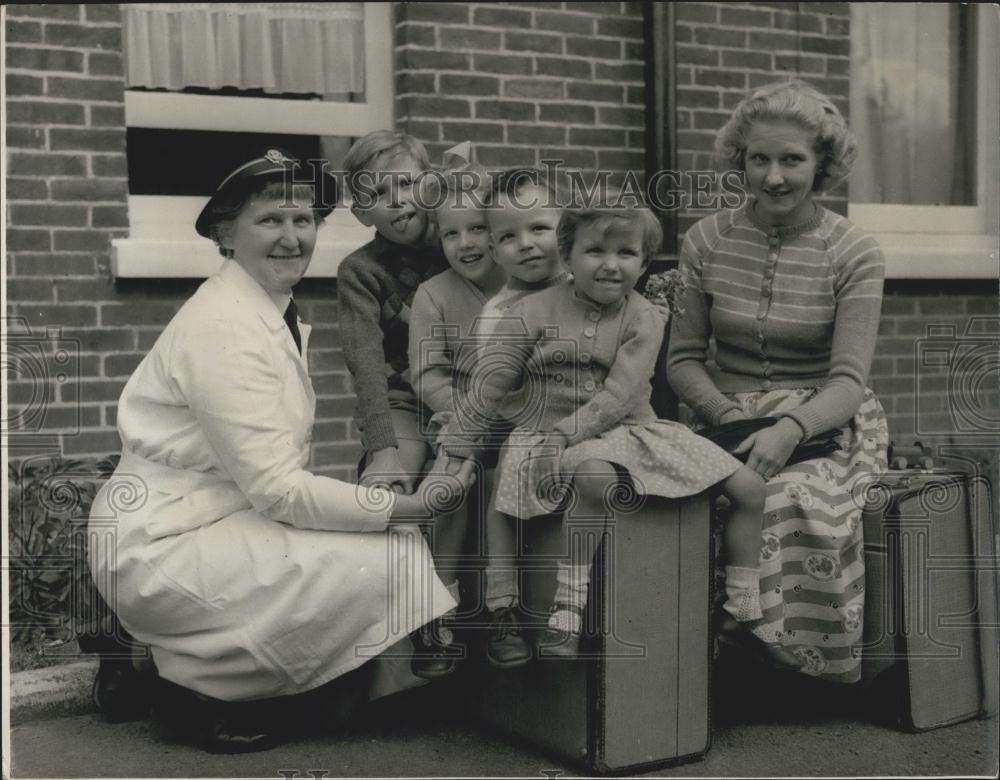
[88,149,474,753]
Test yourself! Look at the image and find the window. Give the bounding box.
[113,2,393,278]
[848,3,998,278]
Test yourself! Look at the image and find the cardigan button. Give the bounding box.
[583,327,595,338]
[588,311,601,322]
[584,380,596,392]
[580,352,591,364]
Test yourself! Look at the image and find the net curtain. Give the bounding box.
[125,2,365,95]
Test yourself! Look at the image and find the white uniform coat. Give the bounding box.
[89,260,454,701]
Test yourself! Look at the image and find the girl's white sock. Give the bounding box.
[443,579,461,615]
[484,567,518,612]
[549,561,592,634]
[723,565,763,622]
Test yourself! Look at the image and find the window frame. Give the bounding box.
[112,2,392,278]
[847,5,999,279]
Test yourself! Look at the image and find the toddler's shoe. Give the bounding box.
[486,606,531,668]
[716,614,802,672]
[410,615,462,679]
[536,604,584,659]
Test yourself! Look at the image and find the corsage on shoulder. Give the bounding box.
[642,268,687,321]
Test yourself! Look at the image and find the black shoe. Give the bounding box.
[536,604,584,659]
[153,678,278,754]
[92,658,156,723]
[411,616,462,679]
[486,606,531,668]
[717,614,802,671]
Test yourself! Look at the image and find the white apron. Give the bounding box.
[89,261,453,701]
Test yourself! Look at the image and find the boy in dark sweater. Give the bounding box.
[338,132,448,493]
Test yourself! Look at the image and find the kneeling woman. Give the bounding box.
[88,150,473,752]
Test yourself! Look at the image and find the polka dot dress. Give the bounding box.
[493,420,743,520]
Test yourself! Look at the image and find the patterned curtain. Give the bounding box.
[124,2,365,96]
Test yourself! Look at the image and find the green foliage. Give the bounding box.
[7,454,119,645]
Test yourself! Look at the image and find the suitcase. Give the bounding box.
[861,467,999,731]
[462,492,713,775]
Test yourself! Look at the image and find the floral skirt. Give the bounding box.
[493,420,742,520]
[699,387,889,683]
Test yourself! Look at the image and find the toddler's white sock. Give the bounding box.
[484,567,518,612]
[723,565,763,622]
[549,562,592,634]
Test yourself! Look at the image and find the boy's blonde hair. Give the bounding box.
[557,191,663,263]
[342,130,431,198]
[715,79,857,193]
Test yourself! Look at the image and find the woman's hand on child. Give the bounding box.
[417,454,477,515]
[362,447,417,495]
[733,418,803,480]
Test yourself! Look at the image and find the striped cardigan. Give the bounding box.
[666,202,884,438]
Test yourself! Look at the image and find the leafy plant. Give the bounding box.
[7,454,119,646]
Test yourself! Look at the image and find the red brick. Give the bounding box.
[575,2,629,14]
[60,327,135,352]
[5,20,43,43]
[692,110,730,131]
[775,54,825,75]
[473,53,533,75]
[88,52,124,77]
[103,353,145,377]
[90,105,126,127]
[38,405,102,431]
[596,150,645,170]
[84,4,121,23]
[506,31,563,55]
[474,145,537,168]
[312,441,364,468]
[91,206,129,228]
[397,49,470,71]
[50,128,125,152]
[12,253,97,277]
[722,50,773,71]
[49,178,127,201]
[6,278,55,301]
[504,79,564,100]
[536,11,595,35]
[826,57,850,78]
[7,229,52,252]
[694,27,747,48]
[311,420,351,444]
[539,103,594,124]
[403,96,471,119]
[825,16,849,36]
[398,2,469,24]
[436,26,501,51]
[541,147,596,170]
[474,6,531,27]
[674,25,692,44]
[567,82,623,103]
[625,86,645,106]
[566,36,621,60]
[676,44,719,68]
[53,230,111,252]
[16,304,98,329]
[569,127,627,147]
[695,69,747,90]
[10,204,88,227]
[774,11,823,34]
[719,6,773,28]
[474,100,535,121]
[678,131,716,153]
[676,4,718,24]
[44,23,121,50]
[7,100,86,125]
[440,121,503,143]
[7,45,84,72]
[6,4,81,21]
[597,15,643,37]
[676,88,721,110]
[7,126,46,149]
[53,278,115,303]
[597,106,644,126]
[507,124,566,146]
[7,73,44,96]
[91,154,128,177]
[748,31,800,52]
[7,177,49,200]
[800,3,849,17]
[535,56,592,79]
[63,430,122,456]
[311,373,353,396]
[396,22,437,48]
[800,36,850,56]
[624,41,644,61]
[315,395,363,418]
[676,65,693,87]
[440,74,500,96]
[627,129,645,149]
[46,76,123,102]
[101,302,180,327]
[403,120,440,142]
[594,62,643,82]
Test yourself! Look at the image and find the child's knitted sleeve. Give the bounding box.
[553,302,666,445]
[408,284,454,415]
[666,223,742,425]
[337,248,397,452]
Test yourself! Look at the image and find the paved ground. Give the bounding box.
[7,656,999,779]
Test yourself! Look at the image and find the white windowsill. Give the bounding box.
[874,232,999,280]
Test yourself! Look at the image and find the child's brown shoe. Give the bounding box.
[536,604,584,659]
[486,606,531,668]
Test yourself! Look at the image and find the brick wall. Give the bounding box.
[394,1,646,181]
[4,1,995,474]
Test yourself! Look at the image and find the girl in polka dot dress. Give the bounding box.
[442,195,769,658]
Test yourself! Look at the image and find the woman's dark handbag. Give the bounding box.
[699,417,842,466]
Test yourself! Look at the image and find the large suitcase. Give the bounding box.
[462,493,713,775]
[861,468,999,731]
